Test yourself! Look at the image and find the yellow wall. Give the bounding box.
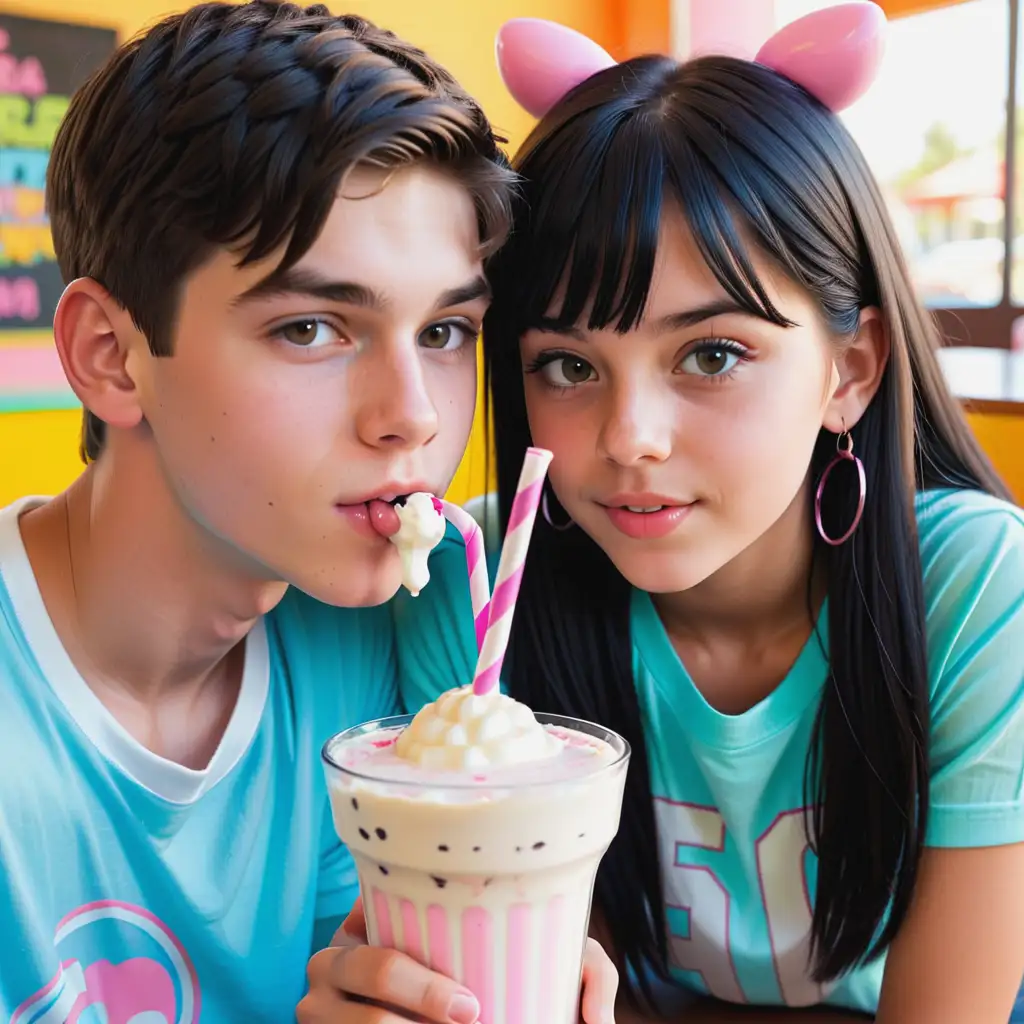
[0,0,616,507]
[967,412,1024,505]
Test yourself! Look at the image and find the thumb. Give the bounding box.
[580,937,618,1024]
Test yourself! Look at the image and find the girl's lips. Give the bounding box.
[602,503,696,539]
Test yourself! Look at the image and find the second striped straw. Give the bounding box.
[471,446,553,697]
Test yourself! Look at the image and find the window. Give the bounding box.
[777,0,1017,350]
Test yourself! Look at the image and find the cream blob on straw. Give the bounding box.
[471,447,553,696]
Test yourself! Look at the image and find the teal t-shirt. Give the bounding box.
[0,498,400,1023]
[393,488,1024,1015]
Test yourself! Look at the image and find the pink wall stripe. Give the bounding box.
[0,345,66,391]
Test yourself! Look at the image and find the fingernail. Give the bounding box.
[448,991,480,1024]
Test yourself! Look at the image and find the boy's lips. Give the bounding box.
[335,500,400,540]
[335,484,434,540]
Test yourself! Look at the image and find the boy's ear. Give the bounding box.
[53,278,147,434]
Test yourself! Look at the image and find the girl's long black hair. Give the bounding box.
[483,55,1011,1006]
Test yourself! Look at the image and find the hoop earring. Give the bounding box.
[541,487,574,531]
[814,427,866,546]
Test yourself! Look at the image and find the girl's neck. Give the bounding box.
[653,481,825,649]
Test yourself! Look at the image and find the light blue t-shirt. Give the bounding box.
[394,488,1024,1016]
[0,498,399,1023]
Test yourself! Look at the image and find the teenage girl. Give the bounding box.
[395,5,1024,1022]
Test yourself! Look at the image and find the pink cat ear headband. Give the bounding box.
[495,0,887,119]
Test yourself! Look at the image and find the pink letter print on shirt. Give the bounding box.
[10,901,200,1024]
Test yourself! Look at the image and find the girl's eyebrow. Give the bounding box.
[530,298,752,339]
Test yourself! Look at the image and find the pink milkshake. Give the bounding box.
[322,685,629,1024]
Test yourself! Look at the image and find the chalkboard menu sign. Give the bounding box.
[0,14,116,333]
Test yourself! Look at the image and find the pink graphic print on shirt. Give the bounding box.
[10,901,200,1024]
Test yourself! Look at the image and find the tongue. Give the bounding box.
[367,499,400,538]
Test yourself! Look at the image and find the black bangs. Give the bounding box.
[492,53,874,342]
[526,96,665,333]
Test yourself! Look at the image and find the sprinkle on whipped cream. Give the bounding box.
[396,685,564,770]
[390,492,446,596]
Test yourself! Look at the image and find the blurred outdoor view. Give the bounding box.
[779,0,1014,311]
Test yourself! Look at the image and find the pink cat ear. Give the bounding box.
[756,1,887,112]
[496,18,617,119]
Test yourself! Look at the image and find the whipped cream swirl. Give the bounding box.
[396,685,564,770]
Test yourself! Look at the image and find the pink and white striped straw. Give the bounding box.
[440,500,491,652]
[471,447,553,696]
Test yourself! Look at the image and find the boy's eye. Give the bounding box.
[418,322,474,351]
[278,319,341,348]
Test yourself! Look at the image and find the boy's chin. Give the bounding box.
[288,556,405,609]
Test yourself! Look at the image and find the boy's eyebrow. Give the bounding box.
[435,276,490,310]
[233,268,490,311]
[234,266,384,308]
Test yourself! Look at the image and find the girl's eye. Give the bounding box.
[418,321,476,351]
[679,341,746,378]
[277,319,342,348]
[538,354,595,387]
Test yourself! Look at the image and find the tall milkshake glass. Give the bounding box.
[323,710,629,1023]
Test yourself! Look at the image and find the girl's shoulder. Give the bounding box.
[915,485,1023,531]
[914,487,1023,696]
[914,488,1024,589]
[912,489,1024,848]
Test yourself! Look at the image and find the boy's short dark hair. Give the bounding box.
[46,0,514,462]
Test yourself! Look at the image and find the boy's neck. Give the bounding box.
[18,439,288,751]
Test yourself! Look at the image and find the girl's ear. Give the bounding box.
[823,306,890,433]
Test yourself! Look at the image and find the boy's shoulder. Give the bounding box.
[267,584,399,726]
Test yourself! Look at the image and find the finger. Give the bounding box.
[298,954,349,1024]
[332,945,480,1024]
[298,989,417,1024]
[580,937,618,1024]
[334,898,368,947]
[296,989,345,1024]
[306,947,338,988]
